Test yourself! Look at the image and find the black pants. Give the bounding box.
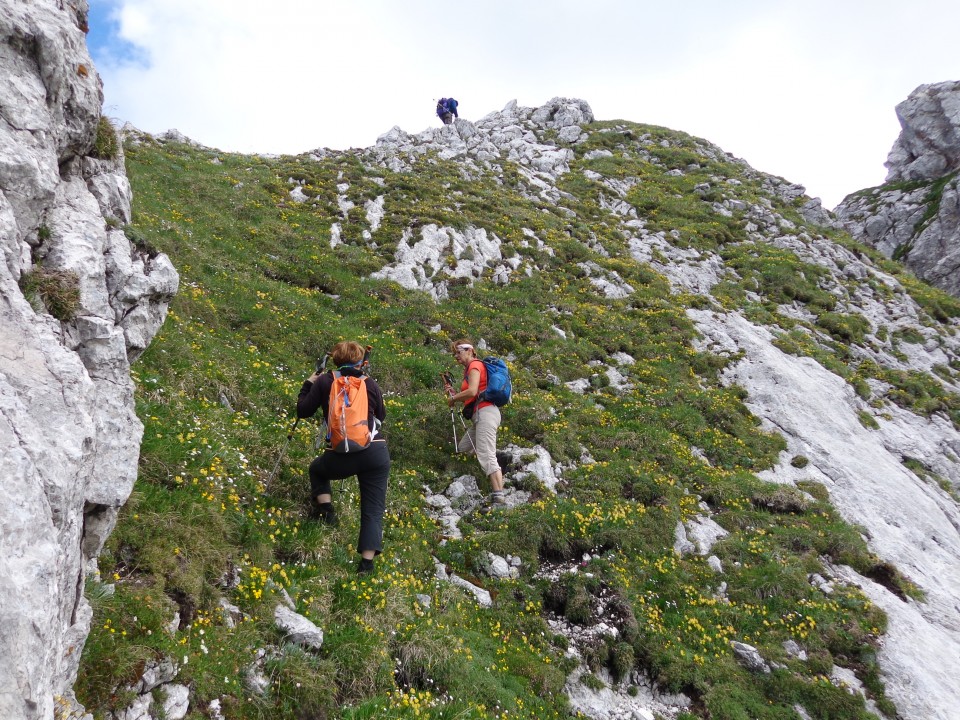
[309,441,390,554]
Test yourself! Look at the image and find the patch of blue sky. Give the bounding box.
[87,0,149,69]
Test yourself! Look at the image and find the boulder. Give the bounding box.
[731,641,771,674]
[274,605,324,651]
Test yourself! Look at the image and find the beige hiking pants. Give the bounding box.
[457,404,501,477]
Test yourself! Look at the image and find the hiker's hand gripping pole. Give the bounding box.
[441,371,455,397]
[360,345,373,375]
[307,352,330,383]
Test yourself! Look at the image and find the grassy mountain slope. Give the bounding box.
[74,116,960,719]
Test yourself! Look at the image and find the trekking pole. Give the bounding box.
[440,372,459,448]
[441,371,476,452]
[310,352,332,452]
[360,345,373,375]
[458,411,475,452]
[446,370,477,452]
[265,353,329,489]
[266,417,299,490]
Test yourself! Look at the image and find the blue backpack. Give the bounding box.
[478,357,512,406]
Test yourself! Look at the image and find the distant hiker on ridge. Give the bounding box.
[436,97,459,125]
[297,341,390,575]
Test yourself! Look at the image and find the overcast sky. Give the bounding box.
[87,0,960,209]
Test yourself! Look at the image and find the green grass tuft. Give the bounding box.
[92,116,120,160]
[19,266,81,320]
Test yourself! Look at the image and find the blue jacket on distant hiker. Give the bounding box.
[436,97,459,125]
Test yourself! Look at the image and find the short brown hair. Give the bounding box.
[331,341,365,366]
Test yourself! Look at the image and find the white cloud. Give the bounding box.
[91,0,960,208]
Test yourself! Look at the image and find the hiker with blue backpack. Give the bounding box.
[297,341,389,575]
[445,340,511,509]
[436,97,459,125]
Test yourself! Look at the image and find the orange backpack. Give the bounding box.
[326,371,375,452]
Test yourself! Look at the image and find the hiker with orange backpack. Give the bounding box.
[297,341,389,575]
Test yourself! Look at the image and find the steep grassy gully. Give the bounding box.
[74,121,959,719]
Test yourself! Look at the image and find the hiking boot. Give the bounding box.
[309,501,338,527]
[357,558,375,575]
[478,492,507,514]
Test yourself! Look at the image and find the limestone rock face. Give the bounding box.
[692,310,960,720]
[612,132,960,714]
[837,81,960,297]
[368,96,588,180]
[0,3,178,719]
[885,81,960,183]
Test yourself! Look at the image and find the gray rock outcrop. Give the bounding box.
[356,98,594,299]
[273,605,324,651]
[836,81,960,297]
[885,81,960,184]
[0,3,177,719]
[367,97,587,184]
[690,300,960,720]
[730,641,771,674]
